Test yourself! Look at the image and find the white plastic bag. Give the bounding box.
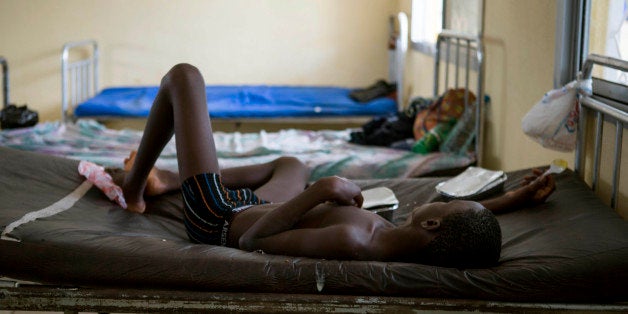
[521,79,592,152]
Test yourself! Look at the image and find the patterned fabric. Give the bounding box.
[0,119,474,180]
[181,173,266,246]
[412,89,476,140]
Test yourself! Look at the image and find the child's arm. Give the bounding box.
[238,176,364,251]
[480,169,556,214]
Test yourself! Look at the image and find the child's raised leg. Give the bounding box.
[122,63,220,213]
[121,63,312,212]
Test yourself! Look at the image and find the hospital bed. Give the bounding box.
[59,13,410,127]
[0,54,627,312]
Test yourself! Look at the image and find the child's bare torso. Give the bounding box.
[227,203,395,248]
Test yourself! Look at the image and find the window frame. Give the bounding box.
[410,0,445,56]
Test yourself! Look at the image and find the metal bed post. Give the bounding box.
[433,37,441,98]
[575,54,628,209]
[475,36,485,167]
[454,38,460,88]
[433,30,485,166]
[0,56,8,108]
[61,40,99,124]
[444,39,450,89]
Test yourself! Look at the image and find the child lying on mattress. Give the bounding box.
[115,63,555,269]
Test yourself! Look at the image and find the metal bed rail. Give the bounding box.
[1,56,8,108]
[575,53,628,209]
[434,30,485,166]
[61,40,99,124]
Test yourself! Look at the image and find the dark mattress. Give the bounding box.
[0,146,627,302]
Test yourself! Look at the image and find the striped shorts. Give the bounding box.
[181,172,267,246]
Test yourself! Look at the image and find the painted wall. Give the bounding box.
[0,0,397,121]
[480,0,573,171]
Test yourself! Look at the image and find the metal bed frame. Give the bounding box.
[61,40,99,124]
[575,53,628,210]
[2,55,626,314]
[434,29,485,165]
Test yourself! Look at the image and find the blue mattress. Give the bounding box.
[75,85,397,119]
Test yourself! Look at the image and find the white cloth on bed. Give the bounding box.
[78,160,127,209]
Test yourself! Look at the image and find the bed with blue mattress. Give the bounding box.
[62,14,409,124]
[73,85,397,120]
[61,32,405,125]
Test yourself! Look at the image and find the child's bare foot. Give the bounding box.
[124,188,147,214]
[106,166,146,213]
[124,151,179,196]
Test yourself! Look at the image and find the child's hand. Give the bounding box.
[312,176,364,208]
[519,168,556,206]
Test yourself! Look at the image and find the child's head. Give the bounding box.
[408,200,502,268]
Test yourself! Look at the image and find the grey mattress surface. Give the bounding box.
[0,146,627,302]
